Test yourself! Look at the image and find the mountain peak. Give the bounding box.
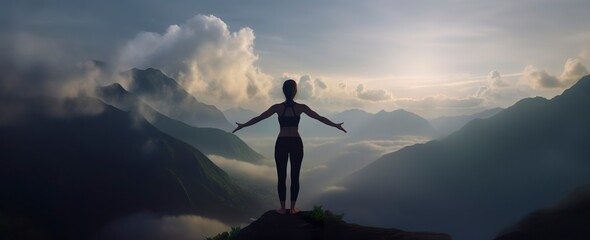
[234,209,451,240]
[90,60,108,69]
[102,82,125,91]
[145,67,165,74]
[570,74,590,89]
[376,109,412,116]
[392,108,409,113]
[96,83,131,99]
[128,67,166,77]
[340,108,368,114]
[120,66,233,130]
[125,67,183,94]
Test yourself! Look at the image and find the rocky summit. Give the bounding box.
[235,210,451,240]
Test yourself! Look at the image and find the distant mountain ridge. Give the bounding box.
[224,107,279,137]
[429,107,503,137]
[0,97,262,240]
[323,75,590,240]
[299,108,373,138]
[96,83,265,164]
[227,106,434,139]
[351,109,435,140]
[122,68,233,130]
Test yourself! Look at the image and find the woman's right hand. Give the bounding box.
[232,122,245,133]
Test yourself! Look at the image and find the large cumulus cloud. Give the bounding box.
[117,15,272,107]
[523,65,561,89]
[355,83,392,101]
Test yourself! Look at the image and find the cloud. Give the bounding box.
[298,75,314,99]
[470,58,588,108]
[524,58,588,89]
[117,15,272,107]
[208,155,276,182]
[303,165,329,174]
[323,186,348,193]
[488,70,509,88]
[0,33,99,99]
[581,45,590,59]
[475,70,513,100]
[345,137,431,157]
[474,86,496,100]
[523,65,561,89]
[395,95,484,109]
[315,78,327,90]
[0,33,108,124]
[96,212,231,240]
[273,74,330,101]
[1,32,62,69]
[355,84,392,101]
[559,58,589,87]
[265,73,368,113]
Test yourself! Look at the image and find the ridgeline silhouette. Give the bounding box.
[122,68,233,131]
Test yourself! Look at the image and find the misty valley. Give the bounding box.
[1,65,589,240]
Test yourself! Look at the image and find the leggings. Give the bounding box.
[274,137,304,202]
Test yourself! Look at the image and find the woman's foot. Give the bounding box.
[290,208,301,214]
[276,208,287,214]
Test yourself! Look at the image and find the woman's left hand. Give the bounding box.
[336,123,347,133]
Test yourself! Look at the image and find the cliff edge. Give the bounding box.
[234,209,451,240]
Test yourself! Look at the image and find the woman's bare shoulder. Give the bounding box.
[270,103,284,111]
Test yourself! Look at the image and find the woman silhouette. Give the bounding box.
[233,79,346,214]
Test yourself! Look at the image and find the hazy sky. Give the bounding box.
[3,0,590,117]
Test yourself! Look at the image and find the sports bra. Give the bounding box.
[278,102,300,127]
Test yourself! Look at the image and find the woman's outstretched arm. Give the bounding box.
[232,104,279,133]
[301,104,347,133]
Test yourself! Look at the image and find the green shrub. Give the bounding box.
[205,226,241,240]
[303,205,344,223]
